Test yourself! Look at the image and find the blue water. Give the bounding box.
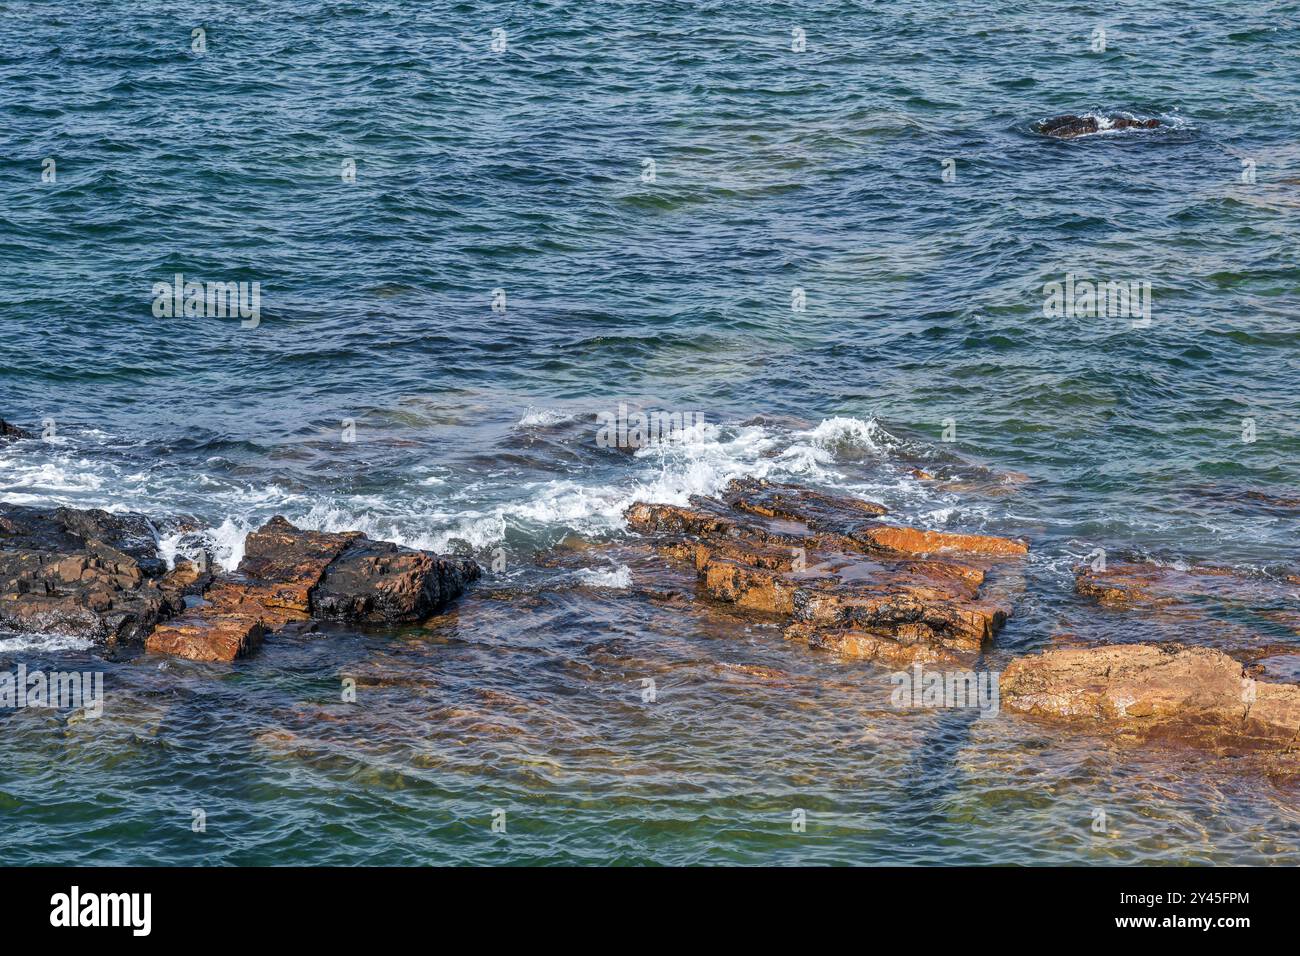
[2,1,1299,865]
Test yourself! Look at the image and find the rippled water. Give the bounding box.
[2,1,1299,865]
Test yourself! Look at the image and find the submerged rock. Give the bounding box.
[1002,643,1300,759]
[0,505,185,645]
[625,478,1026,665]
[146,516,479,662]
[1076,560,1294,612]
[0,418,33,441]
[1036,114,1160,139]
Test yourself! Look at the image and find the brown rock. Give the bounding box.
[625,478,1023,664]
[784,623,970,666]
[1002,643,1300,756]
[1076,560,1292,612]
[144,576,310,663]
[724,477,887,528]
[146,517,479,662]
[238,516,360,614]
[146,609,265,663]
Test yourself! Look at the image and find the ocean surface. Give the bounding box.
[2,1,1299,865]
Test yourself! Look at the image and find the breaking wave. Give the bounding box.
[0,415,990,565]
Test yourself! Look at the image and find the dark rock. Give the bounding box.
[0,419,33,441]
[0,504,182,645]
[312,537,480,624]
[1036,114,1161,139]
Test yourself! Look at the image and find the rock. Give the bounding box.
[238,516,361,615]
[1184,484,1300,515]
[0,505,183,645]
[1075,562,1172,608]
[312,537,481,624]
[857,525,1028,557]
[0,419,33,441]
[1036,114,1161,139]
[1002,643,1300,757]
[1076,560,1291,611]
[144,596,266,663]
[145,516,479,662]
[726,480,888,527]
[158,557,213,600]
[625,478,1023,664]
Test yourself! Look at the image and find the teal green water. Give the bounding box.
[2,1,1299,864]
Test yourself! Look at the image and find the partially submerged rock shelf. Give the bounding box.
[1003,643,1300,759]
[625,477,1027,667]
[4,412,1299,770]
[622,477,1300,768]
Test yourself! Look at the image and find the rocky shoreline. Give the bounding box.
[3,416,1299,772]
[0,429,480,663]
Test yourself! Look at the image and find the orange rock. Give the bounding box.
[1002,643,1300,757]
[144,579,307,662]
[625,478,1023,664]
[146,612,265,663]
[858,525,1029,557]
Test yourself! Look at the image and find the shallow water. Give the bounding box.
[2,1,1299,865]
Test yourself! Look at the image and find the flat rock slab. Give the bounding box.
[146,516,480,662]
[1003,643,1300,759]
[625,478,1026,664]
[145,583,270,663]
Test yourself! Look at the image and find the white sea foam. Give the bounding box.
[156,517,252,573]
[0,632,95,653]
[515,406,574,428]
[0,415,937,567]
[575,564,633,588]
[0,460,107,494]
